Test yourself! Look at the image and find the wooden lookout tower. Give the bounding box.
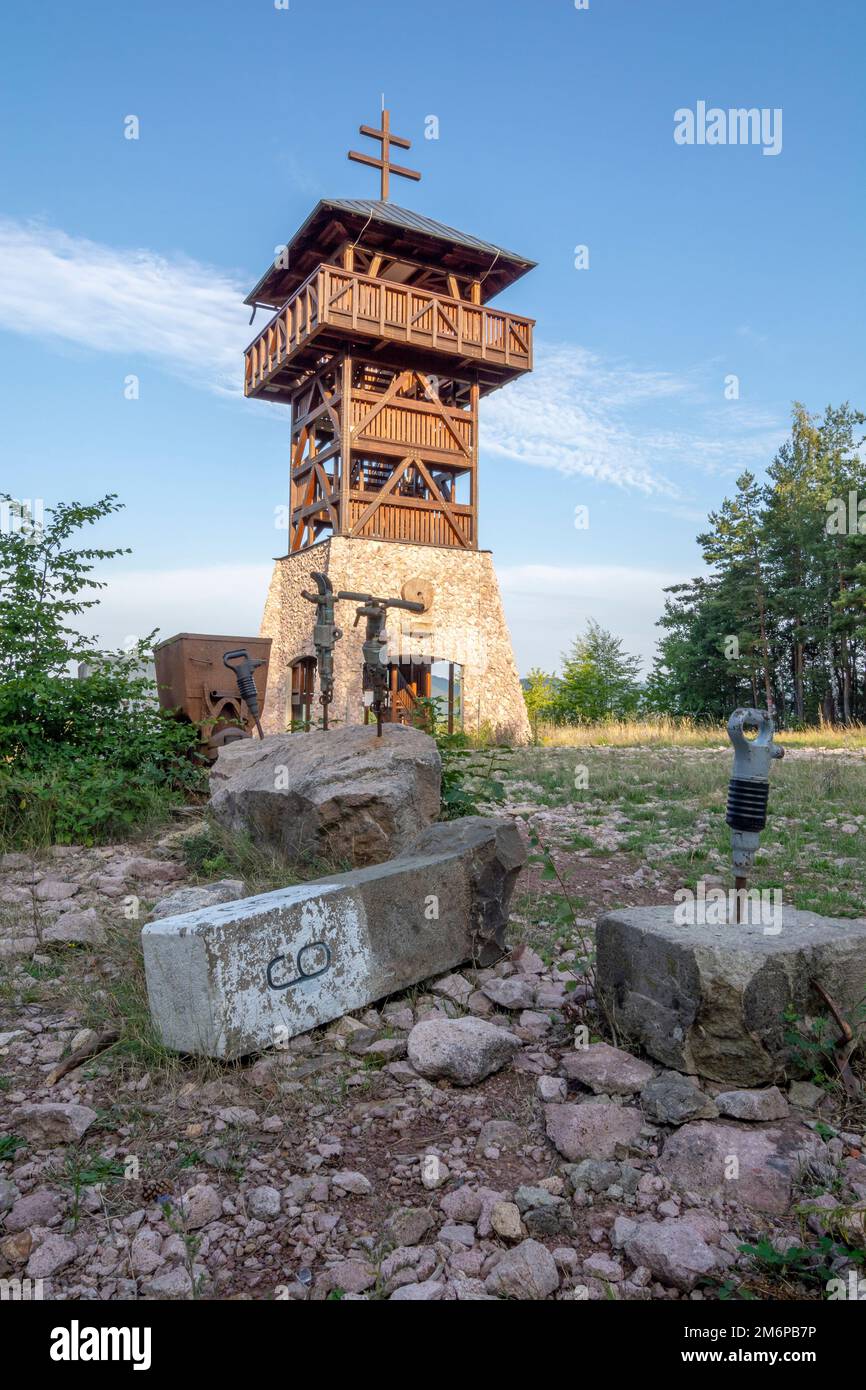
[247,110,535,738]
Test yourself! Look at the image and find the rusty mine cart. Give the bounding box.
[153,633,271,761]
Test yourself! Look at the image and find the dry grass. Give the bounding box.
[536,716,866,750]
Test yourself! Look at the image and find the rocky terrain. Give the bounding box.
[1,743,865,1302]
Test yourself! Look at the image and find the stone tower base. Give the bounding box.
[259,537,529,743]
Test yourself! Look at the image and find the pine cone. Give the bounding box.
[140,1176,173,1206]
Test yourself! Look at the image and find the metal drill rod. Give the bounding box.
[301,572,342,731]
[726,708,783,925]
[336,591,425,735]
[223,650,266,738]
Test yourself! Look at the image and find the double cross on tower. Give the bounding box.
[348,106,421,202]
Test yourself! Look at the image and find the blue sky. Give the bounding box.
[1,0,864,674]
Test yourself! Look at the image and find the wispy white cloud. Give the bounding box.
[0,217,251,395]
[484,345,685,494]
[0,220,787,493]
[484,344,787,493]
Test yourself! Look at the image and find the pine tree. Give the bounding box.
[553,620,641,723]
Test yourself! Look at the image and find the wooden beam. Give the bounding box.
[411,455,470,547]
[348,454,413,536]
[340,354,352,536]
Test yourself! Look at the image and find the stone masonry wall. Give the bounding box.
[259,537,530,743]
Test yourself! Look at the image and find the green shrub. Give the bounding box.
[0,493,205,847]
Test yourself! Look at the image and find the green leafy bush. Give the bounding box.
[0,493,204,846]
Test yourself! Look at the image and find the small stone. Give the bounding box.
[545,1101,643,1162]
[481,976,537,1010]
[583,1253,623,1282]
[26,1233,77,1279]
[788,1081,824,1111]
[514,1185,562,1213]
[518,1009,551,1034]
[142,1265,196,1299]
[715,1087,789,1122]
[484,1239,559,1300]
[247,1185,281,1220]
[490,1201,523,1240]
[149,879,246,920]
[387,1208,435,1246]
[466,991,494,1016]
[179,1183,222,1229]
[524,1203,574,1239]
[35,878,79,901]
[216,1106,258,1126]
[440,1222,475,1247]
[11,1102,97,1145]
[537,1075,567,1103]
[440,1187,482,1222]
[5,1189,63,1232]
[611,1215,638,1249]
[512,944,546,974]
[1,1230,32,1263]
[624,1217,718,1292]
[363,1037,407,1061]
[43,907,105,945]
[476,1119,523,1152]
[430,973,473,1004]
[323,1260,376,1295]
[562,1042,654,1096]
[327,1015,370,1042]
[641,1074,719,1127]
[130,1228,164,1275]
[389,1279,444,1301]
[407,1017,520,1086]
[331,1171,372,1195]
[565,1159,622,1194]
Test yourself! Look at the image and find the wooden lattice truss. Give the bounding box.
[289,354,478,552]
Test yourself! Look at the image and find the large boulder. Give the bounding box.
[209,724,441,867]
[596,904,866,1085]
[143,817,524,1058]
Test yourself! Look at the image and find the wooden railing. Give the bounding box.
[245,272,321,395]
[244,264,533,396]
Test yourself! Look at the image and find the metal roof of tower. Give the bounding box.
[244,198,536,309]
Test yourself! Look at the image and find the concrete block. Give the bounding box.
[142,817,524,1058]
[596,904,866,1086]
